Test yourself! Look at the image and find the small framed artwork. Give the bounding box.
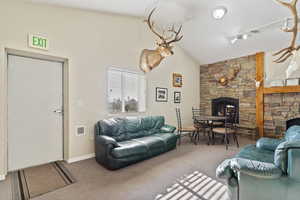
[156,87,168,102]
[174,92,181,104]
[173,73,183,87]
[285,78,299,86]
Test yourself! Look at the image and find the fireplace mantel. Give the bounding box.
[263,86,300,94]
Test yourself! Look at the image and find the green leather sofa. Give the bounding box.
[216,125,300,200]
[94,116,177,170]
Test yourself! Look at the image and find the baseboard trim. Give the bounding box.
[0,174,6,181]
[67,153,95,164]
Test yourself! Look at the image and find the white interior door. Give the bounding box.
[8,55,63,171]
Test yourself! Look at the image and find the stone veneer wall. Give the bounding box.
[264,93,300,136]
[200,55,257,136]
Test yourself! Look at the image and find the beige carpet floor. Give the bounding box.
[0,136,254,200]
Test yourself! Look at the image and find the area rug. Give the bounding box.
[155,171,229,200]
[11,162,76,200]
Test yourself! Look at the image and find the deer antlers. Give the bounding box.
[273,0,300,63]
[146,8,183,47]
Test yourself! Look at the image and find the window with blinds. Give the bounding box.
[107,67,146,113]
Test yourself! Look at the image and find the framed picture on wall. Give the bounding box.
[173,73,183,87]
[156,87,168,102]
[174,92,181,104]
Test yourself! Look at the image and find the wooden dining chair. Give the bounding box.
[175,108,196,145]
[212,106,239,150]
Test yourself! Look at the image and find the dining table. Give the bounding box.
[193,115,227,145]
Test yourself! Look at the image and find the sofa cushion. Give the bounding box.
[153,133,178,144]
[141,116,158,130]
[111,140,148,159]
[133,136,166,156]
[99,118,127,141]
[124,117,147,140]
[126,131,147,140]
[133,136,165,150]
[285,125,300,142]
[152,116,165,130]
[141,116,164,129]
[256,138,284,151]
[124,116,166,139]
[235,144,274,164]
[125,117,142,133]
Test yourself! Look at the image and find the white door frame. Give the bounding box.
[0,48,69,177]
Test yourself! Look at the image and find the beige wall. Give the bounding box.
[0,1,200,176]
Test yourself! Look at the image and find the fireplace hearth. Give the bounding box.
[212,97,239,123]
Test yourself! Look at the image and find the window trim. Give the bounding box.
[106,67,147,114]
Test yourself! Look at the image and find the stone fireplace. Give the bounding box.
[200,54,300,138]
[211,97,239,123]
[264,93,300,135]
[200,55,257,137]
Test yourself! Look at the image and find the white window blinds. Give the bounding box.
[107,68,146,113]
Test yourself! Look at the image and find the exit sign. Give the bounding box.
[28,34,49,50]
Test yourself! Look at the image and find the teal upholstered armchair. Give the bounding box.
[216,125,300,200]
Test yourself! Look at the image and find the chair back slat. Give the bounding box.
[225,106,238,129]
[192,107,203,122]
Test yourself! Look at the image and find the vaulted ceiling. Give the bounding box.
[30,0,298,64]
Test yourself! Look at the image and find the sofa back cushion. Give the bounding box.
[285,125,300,142]
[98,118,127,141]
[141,116,164,131]
[124,117,145,140]
[98,116,165,141]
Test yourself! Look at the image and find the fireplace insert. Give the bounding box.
[212,97,239,123]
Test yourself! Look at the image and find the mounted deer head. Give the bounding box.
[214,64,241,86]
[139,8,183,73]
[273,0,300,63]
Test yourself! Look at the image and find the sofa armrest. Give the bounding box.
[217,158,282,187]
[230,158,282,179]
[160,124,176,133]
[94,135,120,168]
[256,138,284,151]
[216,159,238,187]
[96,135,119,147]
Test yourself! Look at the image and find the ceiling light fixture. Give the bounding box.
[242,34,249,40]
[229,34,250,44]
[212,6,227,20]
[230,37,238,44]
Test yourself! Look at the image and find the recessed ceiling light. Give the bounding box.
[242,34,249,40]
[212,6,227,20]
[230,37,238,44]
